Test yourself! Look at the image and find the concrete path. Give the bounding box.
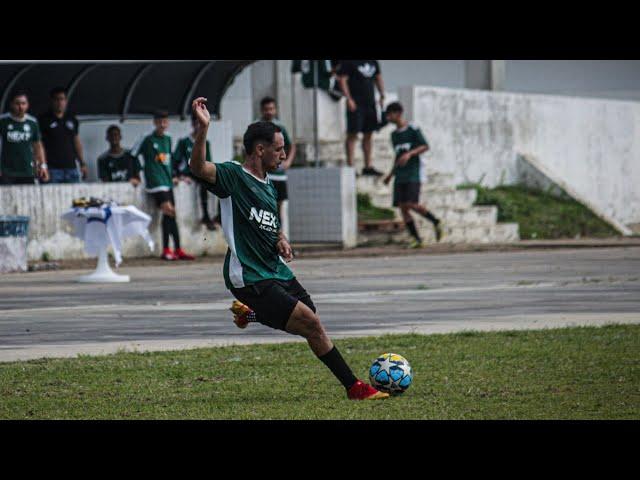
[1,247,639,362]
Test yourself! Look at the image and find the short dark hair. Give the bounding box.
[153,109,169,120]
[260,96,276,108]
[49,86,67,98]
[106,124,121,135]
[243,121,281,155]
[10,90,28,102]
[385,102,403,114]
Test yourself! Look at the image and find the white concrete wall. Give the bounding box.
[220,60,640,145]
[381,60,640,101]
[0,167,358,262]
[0,182,228,261]
[399,86,640,229]
[220,66,253,139]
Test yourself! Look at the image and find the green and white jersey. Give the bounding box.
[0,113,40,177]
[256,118,291,181]
[131,132,173,192]
[173,135,211,177]
[391,123,429,184]
[204,161,294,290]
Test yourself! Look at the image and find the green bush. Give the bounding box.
[357,193,395,222]
[458,183,619,239]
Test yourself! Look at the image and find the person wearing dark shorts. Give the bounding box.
[337,60,386,176]
[383,102,442,248]
[131,110,194,261]
[230,278,315,331]
[259,96,295,224]
[189,98,388,401]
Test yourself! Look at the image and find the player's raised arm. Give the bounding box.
[189,97,217,184]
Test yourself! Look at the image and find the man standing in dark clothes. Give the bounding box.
[38,87,86,183]
[336,60,386,176]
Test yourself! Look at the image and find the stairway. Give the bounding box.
[356,135,520,245]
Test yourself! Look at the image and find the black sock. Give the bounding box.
[167,216,181,250]
[421,210,440,226]
[161,214,171,249]
[318,346,358,390]
[406,220,421,242]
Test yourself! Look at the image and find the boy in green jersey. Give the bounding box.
[383,102,442,247]
[259,96,296,225]
[131,110,195,261]
[0,91,48,184]
[189,97,388,401]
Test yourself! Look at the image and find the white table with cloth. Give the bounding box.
[61,203,153,282]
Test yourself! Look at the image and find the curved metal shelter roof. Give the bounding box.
[0,61,253,120]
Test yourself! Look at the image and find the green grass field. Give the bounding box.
[458,184,619,239]
[1,325,638,419]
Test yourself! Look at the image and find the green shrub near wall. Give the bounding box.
[458,184,619,239]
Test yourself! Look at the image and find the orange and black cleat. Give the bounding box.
[230,300,255,329]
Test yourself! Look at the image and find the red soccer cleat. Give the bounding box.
[347,380,390,400]
[174,248,195,260]
[161,248,176,261]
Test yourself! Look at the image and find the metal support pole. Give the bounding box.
[313,60,319,167]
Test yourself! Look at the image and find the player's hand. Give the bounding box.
[192,97,210,128]
[129,177,140,187]
[276,238,294,262]
[80,164,88,180]
[398,152,411,166]
[383,174,392,186]
[38,166,49,183]
[379,95,385,109]
[347,98,357,112]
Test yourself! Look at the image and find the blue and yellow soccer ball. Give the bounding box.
[369,353,413,394]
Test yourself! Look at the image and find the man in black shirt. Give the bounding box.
[97,125,141,185]
[38,87,86,183]
[337,60,386,176]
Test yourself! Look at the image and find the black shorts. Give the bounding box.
[150,190,174,207]
[393,182,421,207]
[346,105,378,134]
[271,179,288,202]
[230,277,316,331]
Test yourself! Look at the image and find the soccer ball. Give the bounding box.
[369,353,413,394]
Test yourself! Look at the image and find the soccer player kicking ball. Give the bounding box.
[382,102,442,248]
[190,97,388,401]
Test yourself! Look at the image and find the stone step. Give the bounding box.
[435,223,521,244]
[417,205,498,227]
[361,222,520,246]
[357,173,456,194]
[372,208,498,228]
[367,187,476,210]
